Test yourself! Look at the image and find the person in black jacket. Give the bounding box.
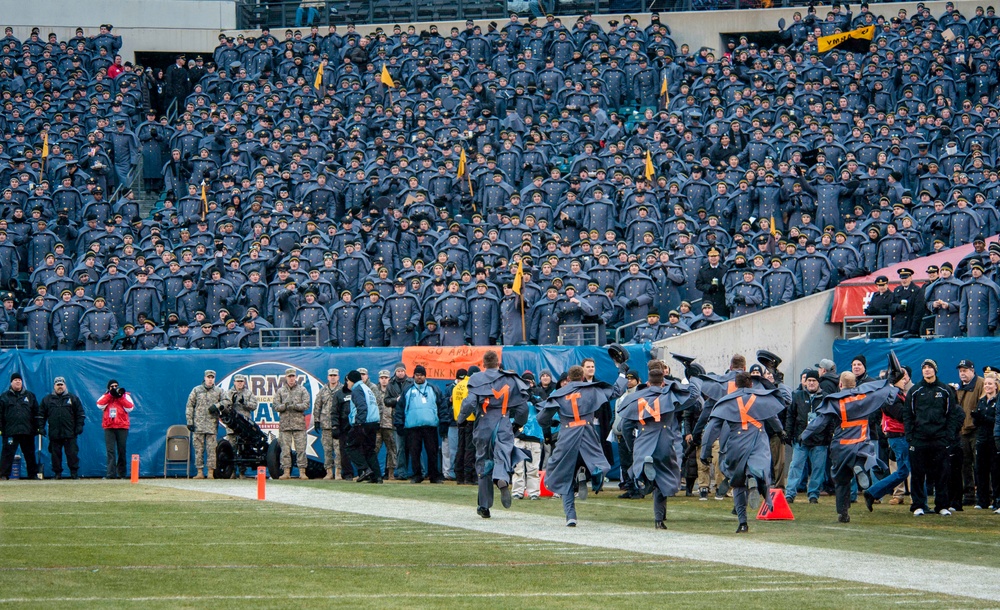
[902,359,965,516]
[971,374,999,510]
[864,276,894,338]
[889,268,926,338]
[694,248,729,317]
[816,358,839,395]
[784,370,827,503]
[329,382,354,481]
[40,377,85,479]
[383,363,413,480]
[0,372,41,480]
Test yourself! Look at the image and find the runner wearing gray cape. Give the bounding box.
[700,372,786,533]
[801,354,907,523]
[616,360,703,529]
[538,362,629,526]
[458,350,531,518]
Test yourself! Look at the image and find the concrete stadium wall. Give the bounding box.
[0,0,979,63]
[650,290,840,381]
[0,0,235,62]
[224,0,979,59]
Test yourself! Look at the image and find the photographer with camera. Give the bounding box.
[97,379,134,479]
[186,370,225,479]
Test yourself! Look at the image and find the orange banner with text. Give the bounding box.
[401,346,503,380]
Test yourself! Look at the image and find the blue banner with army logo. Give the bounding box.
[1,344,649,477]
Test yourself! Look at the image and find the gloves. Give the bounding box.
[512,423,522,435]
[780,431,790,445]
[60,338,68,344]
[187,424,195,432]
[330,426,340,440]
[314,421,322,433]
[733,295,745,304]
[37,427,45,437]
[618,361,630,375]
[438,423,449,436]
[627,299,638,308]
[405,323,415,332]
[700,457,711,466]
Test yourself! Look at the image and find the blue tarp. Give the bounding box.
[833,338,995,385]
[1,344,649,478]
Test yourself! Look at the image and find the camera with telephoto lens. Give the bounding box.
[111,386,126,398]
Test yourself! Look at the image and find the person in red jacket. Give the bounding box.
[97,379,134,479]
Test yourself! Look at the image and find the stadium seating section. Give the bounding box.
[1,3,999,351]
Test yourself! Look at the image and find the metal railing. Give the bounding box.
[0,332,29,349]
[842,315,891,340]
[234,0,613,30]
[232,0,804,30]
[259,327,322,348]
[614,319,644,345]
[557,323,600,346]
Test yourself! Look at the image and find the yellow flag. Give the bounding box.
[458,148,473,197]
[770,215,777,237]
[512,259,524,295]
[314,62,324,90]
[41,132,49,158]
[381,64,395,88]
[660,75,668,96]
[200,180,209,221]
[817,25,875,53]
[644,150,655,181]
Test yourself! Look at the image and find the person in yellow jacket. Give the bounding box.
[453,366,478,485]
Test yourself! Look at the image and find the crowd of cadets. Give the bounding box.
[6,1,1000,349]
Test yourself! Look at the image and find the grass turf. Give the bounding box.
[0,481,990,609]
[296,478,1000,569]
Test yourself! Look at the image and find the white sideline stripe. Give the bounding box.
[0,540,489,548]
[0,558,682,573]
[815,524,1000,548]
[151,480,1000,603]
[0,587,846,603]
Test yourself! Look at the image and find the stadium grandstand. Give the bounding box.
[0,0,998,353]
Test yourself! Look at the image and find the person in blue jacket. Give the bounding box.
[394,364,449,484]
[346,369,382,483]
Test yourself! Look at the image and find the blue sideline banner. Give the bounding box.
[833,338,993,385]
[2,344,649,478]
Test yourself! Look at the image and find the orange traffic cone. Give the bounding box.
[757,489,794,520]
[538,470,554,498]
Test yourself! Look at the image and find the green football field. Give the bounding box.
[0,480,997,609]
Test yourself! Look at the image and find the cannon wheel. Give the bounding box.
[266,439,282,479]
[214,440,235,479]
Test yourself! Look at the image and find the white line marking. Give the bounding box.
[149,480,1000,603]
[0,587,847,603]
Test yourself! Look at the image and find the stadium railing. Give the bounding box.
[259,327,322,348]
[0,332,29,349]
[842,315,891,340]
[557,323,600,346]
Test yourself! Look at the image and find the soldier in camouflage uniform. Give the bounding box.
[185,370,225,479]
[275,367,311,479]
[374,370,398,479]
[312,368,343,480]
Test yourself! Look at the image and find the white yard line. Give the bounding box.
[0,587,847,603]
[151,480,997,602]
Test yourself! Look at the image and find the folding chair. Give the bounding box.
[163,424,191,478]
